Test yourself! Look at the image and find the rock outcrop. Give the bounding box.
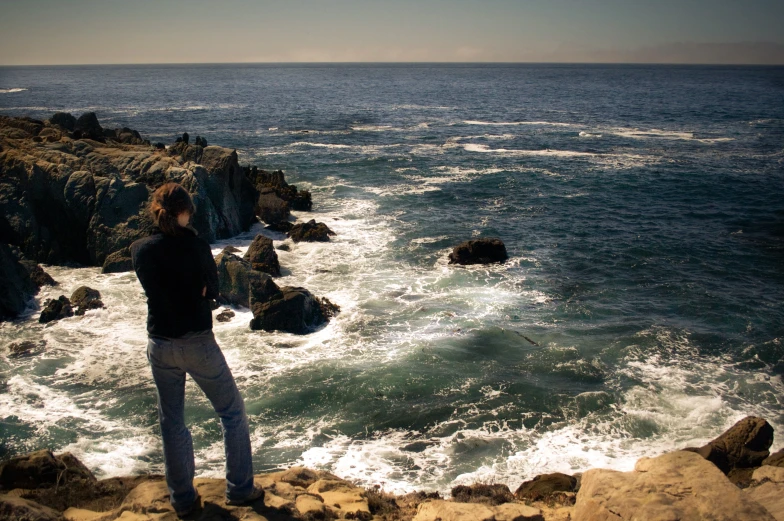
[70,286,104,315]
[0,243,36,321]
[215,248,252,308]
[243,234,281,276]
[246,166,312,212]
[448,238,508,265]
[573,450,775,521]
[0,113,259,268]
[39,296,73,323]
[289,219,335,243]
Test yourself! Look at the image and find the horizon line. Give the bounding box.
[2,60,784,67]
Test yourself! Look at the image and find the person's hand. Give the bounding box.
[202,286,207,297]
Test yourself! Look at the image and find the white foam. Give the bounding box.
[579,131,602,138]
[0,88,28,94]
[462,143,595,157]
[611,128,734,144]
[464,120,575,127]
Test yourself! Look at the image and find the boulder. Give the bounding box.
[0,495,63,521]
[289,219,335,243]
[70,286,104,315]
[250,286,335,334]
[685,416,774,475]
[249,271,282,308]
[306,479,370,519]
[413,500,543,521]
[215,248,251,308]
[572,450,774,521]
[74,112,104,141]
[244,234,281,276]
[39,296,73,323]
[448,238,508,265]
[450,483,513,505]
[246,167,312,211]
[0,449,95,489]
[216,309,235,322]
[101,248,133,274]
[21,262,57,287]
[48,112,77,131]
[0,243,37,321]
[514,472,578,501]
[255,187,290,225]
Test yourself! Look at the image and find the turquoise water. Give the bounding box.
[1,64,783,493]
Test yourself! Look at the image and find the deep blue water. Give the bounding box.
[1,64,783,492]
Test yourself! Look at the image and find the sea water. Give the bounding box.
[1,64,783,493]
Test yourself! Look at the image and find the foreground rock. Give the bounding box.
[448,238,508,265]
[39,296,73,323]
[0,113,258,268]
[215,248,252,307]
[573,450,774,521]
[250,280,339,335]
[0,449,94,489]
[70,286,104,315]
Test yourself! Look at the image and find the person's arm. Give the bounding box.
[132,243,175,312]
[199,241,220,300]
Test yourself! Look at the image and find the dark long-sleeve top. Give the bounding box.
[131,228,218,338]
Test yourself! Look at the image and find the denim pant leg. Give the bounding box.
[146,338,197,512]
[182,332,254,501]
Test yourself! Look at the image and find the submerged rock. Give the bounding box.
[289,219,335,243]
[70,286,104,315]
[448,238,508,265]
[39,295,73,323]
[244,234,281,276]
[7,339,46,357]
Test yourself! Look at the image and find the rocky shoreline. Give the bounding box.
[1,416,783,520]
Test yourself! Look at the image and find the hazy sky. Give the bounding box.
[1,0,783,65]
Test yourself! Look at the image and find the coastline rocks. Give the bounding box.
[243,234,281,276]
[413,500,543,521]
[514,472,579,502]
[101,248,133,273]
[70,286,104,315]
[451,483,514,505]
[39,296,73,323]
[73,112,104,142]
[0,449,95,490]
[0,243,37,321]
[250,285,337,334]
[0,495,62,521]
[246,167,312,212]
[763,448,784,467]
[8,339,46,357]
[214,248,251,308]
[48,112,76,131]
[289,219,335,243]
[255,187,290,225]
[572,450,774,521]
[685,416,773,482]
[448,238,508,265]
[215,308,235,322]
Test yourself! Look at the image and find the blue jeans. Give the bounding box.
[146,330,254,512]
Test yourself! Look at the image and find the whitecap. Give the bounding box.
[464,120,575,127]
[0,88,28,94]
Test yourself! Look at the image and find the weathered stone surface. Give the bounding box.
[0,494,63,521]
[215,309,235,322]
[754,465,784,483]
[686,416,774,475]
[493,502,545,521]
[451,483,513,505]
[49,112,77,131]
[276,467,322,488]
[246,167,312,211]
[70,286,104,315]
[0,114,258,267]
[249,271,282,309]
[289,219,335,243]
[250,286,334,335]
[74,112,104,142]
[214,248,251,308]
[448,238,508,265]
[101,248,133,274]
[306,479,370,518]
[414,500,495,521]
[514,472,578,501]
[39,295,74,323]
[295,493,325,516]
[255,187,290,225]
[746,482,784,521]
[0,243,36,320]
[244,234,281,276]
[764,448,784,468]
[573,450,775,521]
[0,449,95,490]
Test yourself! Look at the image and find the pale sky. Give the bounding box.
[1,0,783,65]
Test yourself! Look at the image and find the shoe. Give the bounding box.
[226,486,265,506]
[175,492,201,517]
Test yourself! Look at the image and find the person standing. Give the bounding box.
[131,182,263,516]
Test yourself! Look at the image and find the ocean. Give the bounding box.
[1,63,783,493]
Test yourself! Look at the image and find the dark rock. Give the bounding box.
[246,167,312,211]
[102,248,133,273]
[243,235,281,276]
[249,271,282,308]
[318,296,340,319]
[289,219,335,243]
[39,296,73,323]
[763,448,784,467]
[255,188,290,225]
[0,449,95,489]
[182,132,189,144]
[74,112,105,142]
[216,308,235,322]
[0,495,63,521]
[684,416,774,475]
[215,248,251,308]
[49,112,77,131]
[70,286,104,315]
[451,484,514,505]
[448,238,508,265]
[514,472,578,501]
[22,262,58,287]
[265,221,293,233]
[277,243,291,251]
[154,142,165,150]
[8,339,46,357]
[250,286,332,334]
[0,244,37,320]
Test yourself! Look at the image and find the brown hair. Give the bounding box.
[149,182,195,236]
